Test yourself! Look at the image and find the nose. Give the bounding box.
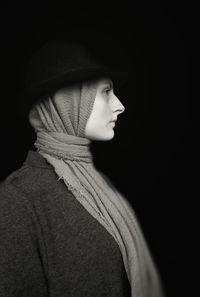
[112,94,125,115]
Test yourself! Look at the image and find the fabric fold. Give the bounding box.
[29,81,165,297]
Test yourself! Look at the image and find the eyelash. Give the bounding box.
[105,88,111,94]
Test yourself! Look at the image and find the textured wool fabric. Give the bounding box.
[29,81,165,297]
[0,151,131,297]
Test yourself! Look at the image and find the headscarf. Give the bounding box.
[29,80,165,297]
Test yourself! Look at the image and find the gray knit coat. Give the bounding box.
[0,151,131,297]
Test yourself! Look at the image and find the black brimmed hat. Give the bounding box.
[19,40,128,114]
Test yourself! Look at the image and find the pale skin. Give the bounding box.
[85,77,125,141]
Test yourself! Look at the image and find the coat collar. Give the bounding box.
[24,150,52,169]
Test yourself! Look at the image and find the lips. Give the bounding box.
[110,119,117,123]
[109,120,116,126]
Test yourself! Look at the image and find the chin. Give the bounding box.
[85,126,115,141]
[99,130,115,141]
[87,131,115,141]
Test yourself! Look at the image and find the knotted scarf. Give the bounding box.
[29,80,165,297]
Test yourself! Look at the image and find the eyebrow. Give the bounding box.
[104,80,113,89]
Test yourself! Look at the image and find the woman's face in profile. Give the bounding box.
[85,77,125,141]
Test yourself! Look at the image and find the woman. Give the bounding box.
[0,40,165,297]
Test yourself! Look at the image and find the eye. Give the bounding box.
[105,88,111,94]
[104,87,112,95]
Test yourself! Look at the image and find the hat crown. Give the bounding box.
[26,40,100,86]
[19,39,127,116]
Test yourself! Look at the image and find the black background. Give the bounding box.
[0,1,196,297]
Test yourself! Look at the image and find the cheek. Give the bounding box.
[87,93,112,130]
[85,100,114,140]
[96,101,111,120]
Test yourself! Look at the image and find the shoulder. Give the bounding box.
[0,151,75,215]
[0,154,72,242]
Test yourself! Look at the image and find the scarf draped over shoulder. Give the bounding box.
[29,81,165,297]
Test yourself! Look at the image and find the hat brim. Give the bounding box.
[17,66,128,116]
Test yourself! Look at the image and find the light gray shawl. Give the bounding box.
[29,81,165,297]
